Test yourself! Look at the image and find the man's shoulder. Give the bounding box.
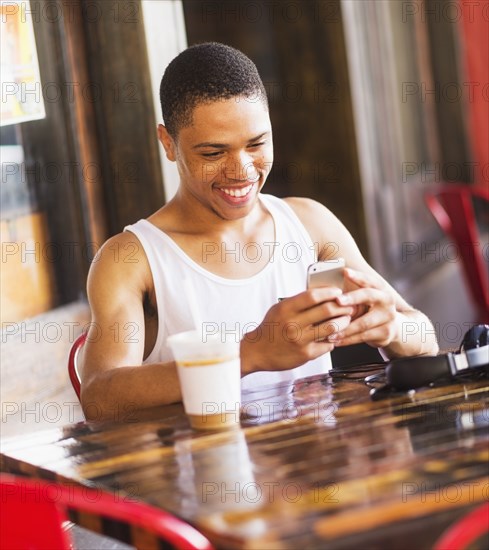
[93,231,147,264]
[282,196,324,213]
[282,196,338,227]
[280,196,355,259]
[88,231,151,292]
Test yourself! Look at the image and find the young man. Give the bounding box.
[80,43,438,420]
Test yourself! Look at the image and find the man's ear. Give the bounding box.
[157,124,177,162]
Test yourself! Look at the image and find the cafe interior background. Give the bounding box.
[1,0,488,434]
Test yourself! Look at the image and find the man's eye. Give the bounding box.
[249,142,265,148]
[202,151,223,158]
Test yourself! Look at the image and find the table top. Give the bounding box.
[1,365,488,549]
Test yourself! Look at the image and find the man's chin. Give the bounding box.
[212,184,263,218]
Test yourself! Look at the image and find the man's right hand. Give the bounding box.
[240,287,353,374]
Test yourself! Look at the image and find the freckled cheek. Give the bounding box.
[261,144,274,171]
[256,152,274,178]
[182,158,216,184]
[199,161,221,184]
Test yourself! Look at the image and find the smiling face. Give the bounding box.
[158,96,273,221]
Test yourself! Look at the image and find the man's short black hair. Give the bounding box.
[159,42,268,138]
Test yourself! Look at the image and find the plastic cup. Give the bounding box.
[167,330,241,430]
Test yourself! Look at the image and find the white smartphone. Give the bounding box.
[307,259,345,290]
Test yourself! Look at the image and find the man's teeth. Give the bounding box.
[221,184,253,197]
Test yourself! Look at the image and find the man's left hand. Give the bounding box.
[331,267,398,348]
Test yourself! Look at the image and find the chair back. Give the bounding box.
[0,475,74,550]
[425,185,489,322]
[433,503,489,550]
[68,332,86,400]
[0,474,214,550]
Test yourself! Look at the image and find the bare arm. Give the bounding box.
[285,197,439,358]
[80,233,182,421]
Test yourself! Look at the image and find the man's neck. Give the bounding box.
[155,191,267,239]
[148,192,276,279]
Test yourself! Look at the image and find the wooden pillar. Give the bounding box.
[183,0,369,256]
[81,0,166,232]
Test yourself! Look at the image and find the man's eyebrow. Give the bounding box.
[192,132,270,149]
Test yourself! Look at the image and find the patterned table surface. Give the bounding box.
[2,365,488,549]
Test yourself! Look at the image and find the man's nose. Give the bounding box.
[223,152,258,181]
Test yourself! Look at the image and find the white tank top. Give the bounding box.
[124,194,331,391]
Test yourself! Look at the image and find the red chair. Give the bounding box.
[68,332,86,400]
[433,503,489,550]
[425,185,489,323]
[0,473,214,550]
